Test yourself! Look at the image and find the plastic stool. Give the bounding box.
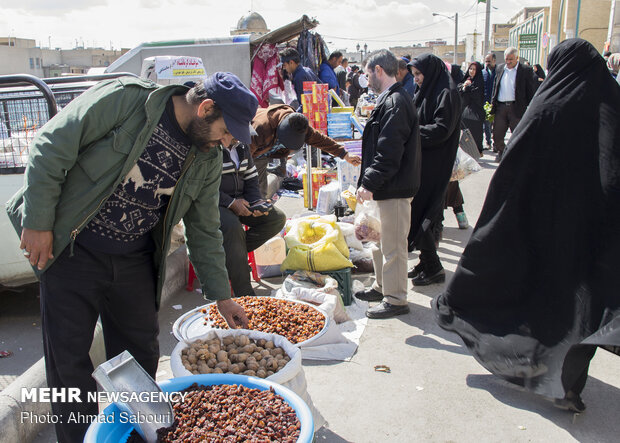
[186,254,260,292]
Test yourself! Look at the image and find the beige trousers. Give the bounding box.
[370,197,413,306]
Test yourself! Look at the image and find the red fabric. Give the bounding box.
[251,44,284,108]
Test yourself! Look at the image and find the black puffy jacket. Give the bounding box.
[358,82,421,200]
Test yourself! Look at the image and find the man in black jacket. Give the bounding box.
[491,47,536,160]
[219,141,286,297]
[353,49,421,319]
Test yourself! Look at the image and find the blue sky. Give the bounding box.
[1,0,548,51]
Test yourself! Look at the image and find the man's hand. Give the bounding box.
[249,199,271,217]
[356,186,373,203]
[20,228,54,271]
[229,199,252,217]
[216,298,249,329]
[344,152,362,166]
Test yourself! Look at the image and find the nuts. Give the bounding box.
[181,335,292,378]
[204,296,326,344]
[157,384,301,442]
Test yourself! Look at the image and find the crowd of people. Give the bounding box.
[7,36,618,442]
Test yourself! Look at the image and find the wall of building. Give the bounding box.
[509,8,550,66]
[0,47,46,76]
[465,32,484,63]
[609,0,620,51]
[576,0,612,50]
[0,43,127,76]
[491,24,513,51]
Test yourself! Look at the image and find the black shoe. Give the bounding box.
[366,301,410,319]
[354,288,383,302]
[412,268,445,286]
[407,262,425,279]
[554,391,586,413]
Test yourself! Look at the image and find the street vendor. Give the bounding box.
[250,104,361,198]
[6,72,253,443]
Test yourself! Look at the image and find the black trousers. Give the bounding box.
[39,242,159,443]
[219,206,286,296]
[492,102,522,153]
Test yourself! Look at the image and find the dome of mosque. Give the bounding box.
[235,12,268,33]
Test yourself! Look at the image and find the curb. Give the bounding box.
[0,246,189,442]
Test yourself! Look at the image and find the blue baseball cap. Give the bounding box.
[203,72,258,144]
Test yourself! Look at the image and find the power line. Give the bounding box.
[322,10,481,43]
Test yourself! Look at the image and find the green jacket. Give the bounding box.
[5,77,231,308]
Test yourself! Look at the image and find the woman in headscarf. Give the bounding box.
[440,61,486,233]
[433,39,620,412]
[458,61,485,153]
[532,63,546,92]
[406,54,462,285]
[450,64,465,85]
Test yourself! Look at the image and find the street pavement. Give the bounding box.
[14,150,620,442]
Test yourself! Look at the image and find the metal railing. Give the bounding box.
[0,72,138,174]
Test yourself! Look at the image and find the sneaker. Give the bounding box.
[412,268,446,286]
[495,151,503,162]
[366,301,410,319]
[354,287,383,302]
[455,212,469,229]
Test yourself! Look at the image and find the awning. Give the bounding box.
[250,15,319,46]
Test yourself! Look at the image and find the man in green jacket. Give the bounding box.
[6,72,254,442]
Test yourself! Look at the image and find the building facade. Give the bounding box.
[0,37,127,76]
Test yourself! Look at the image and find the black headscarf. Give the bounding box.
[433,39,620,400]
[450,64,464,84]
[533,63,546,79]
[463,61,485,91]
[409,54,451,125]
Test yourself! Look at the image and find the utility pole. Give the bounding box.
[484,0,491,55]
[454,13,459,64]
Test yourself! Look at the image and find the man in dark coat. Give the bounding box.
[406,54,462,285]
[482,52,496,150]
[490,47,536,161]
[433,39,620,413]
[353,49,421,319]
[279,47,320,112]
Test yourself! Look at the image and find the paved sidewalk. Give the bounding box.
[28,151,620,442]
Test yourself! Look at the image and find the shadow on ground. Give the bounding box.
[315,427,353,442]
[466,373,620,441]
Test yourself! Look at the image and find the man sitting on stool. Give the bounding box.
[219,141,286,297]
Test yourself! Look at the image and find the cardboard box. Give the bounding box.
[303,81,316,93]
[301,168,338,208]
[336,158,361,193]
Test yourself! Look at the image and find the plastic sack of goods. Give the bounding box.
[281,215,353,272]
[277,270,350,324]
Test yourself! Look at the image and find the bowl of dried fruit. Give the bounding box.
[173,296,330,348]
[84,374,314,443]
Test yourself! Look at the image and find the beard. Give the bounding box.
[186,115,220,151]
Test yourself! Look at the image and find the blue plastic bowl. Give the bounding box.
[84,374,314,442]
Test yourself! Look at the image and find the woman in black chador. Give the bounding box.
[433,39,620,412]
[458,61,485,153]
[407,54,461,285]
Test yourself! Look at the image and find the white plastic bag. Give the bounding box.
[451,147,482,181]
[316,181,341,215]
[354,200,381,242]
[277,271,350,323]
[337,221,364,251]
